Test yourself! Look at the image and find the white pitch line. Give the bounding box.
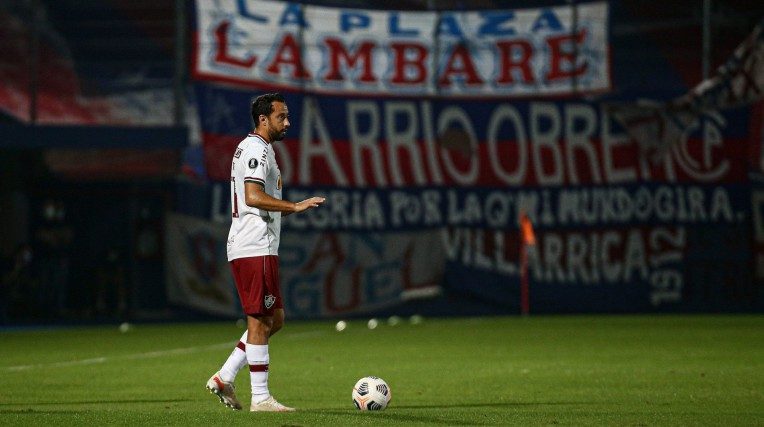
[3,342,233,372]
[2,329,327,372]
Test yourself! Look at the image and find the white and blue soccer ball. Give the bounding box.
[352,376,391,411]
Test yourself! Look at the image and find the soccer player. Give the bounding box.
[206,93,325,412]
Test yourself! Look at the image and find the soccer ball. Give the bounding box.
[352,376,391,411]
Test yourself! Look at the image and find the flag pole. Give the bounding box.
[520,239,530,316]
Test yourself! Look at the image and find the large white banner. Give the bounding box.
[193,0,610,97]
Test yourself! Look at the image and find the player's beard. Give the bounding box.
[272,128,286,141]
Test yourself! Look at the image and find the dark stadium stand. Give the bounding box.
[41,0,176,93]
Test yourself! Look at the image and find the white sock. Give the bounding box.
[246,343,270,404]
[219,331,248,383]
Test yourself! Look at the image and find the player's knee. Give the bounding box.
[271,322,283,336]
[270,311,285,336]
[246,315,273,343]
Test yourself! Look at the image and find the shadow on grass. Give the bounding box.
[320,410,470,425]
[318,402,595,425]
[389,401,594,409]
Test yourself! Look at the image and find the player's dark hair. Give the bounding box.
[251,93,286,128]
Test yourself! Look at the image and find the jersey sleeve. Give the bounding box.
[242,144,268,186]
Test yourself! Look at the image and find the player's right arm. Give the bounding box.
[244,182,324,214]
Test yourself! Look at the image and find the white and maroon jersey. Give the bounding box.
[226,133,282,261]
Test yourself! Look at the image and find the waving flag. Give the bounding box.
[519,212,536,247]
[610,18,764,154]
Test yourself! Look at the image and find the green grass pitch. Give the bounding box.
[1,315,762,425]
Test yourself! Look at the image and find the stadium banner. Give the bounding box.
[753,103,764,291]
[183,182,748,313]
[192,0,610,98]
[183,2,763,316]
[178,80,756,316]
[165,212,241,317]
[193,83,751,186]
[0,8,179,125]
[165,212,443,317]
